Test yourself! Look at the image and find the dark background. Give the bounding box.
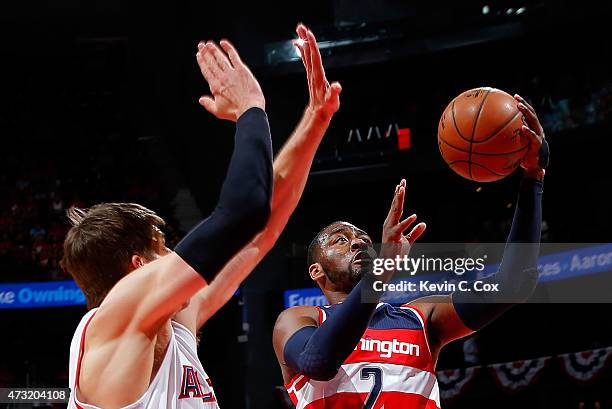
[1,0,612,408]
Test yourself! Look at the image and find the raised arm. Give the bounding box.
[410,95,549,356]
[76,40,272,407]
[177,24,344,331]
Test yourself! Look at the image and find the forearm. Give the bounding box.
[503,176,543,269]
[193,109,333,327]
[452,176,543,330]
[271,109,330,210]
[250,108,332,250]
[174,107,273,282]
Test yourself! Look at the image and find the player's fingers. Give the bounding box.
[398,214,417,234]
[329,81,342,99]
[406,222,427,245]
[396,185,406,219]
[198,96,217,115]
[297,24,313,70]
[395,178,407,217]
[206,41,233,72]
[296,23,308,41]
[520,125,541,146]
[298,32,313,78]
[202,50,224,85]
[196,44,212,77]
[291,38,314,102]
[514,94,537,116]
[515,95,544,132]
[219,39,244,69]
[386,183,404,226]
[306,29,326,90]
[384,183,401,226]
[517,102,543,134]
[292,40,311,74]
[197,58,222,94]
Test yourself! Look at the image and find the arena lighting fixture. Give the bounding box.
[506,8,515,15]
[293,38,305,58]
[516,7,526,14]
[266,35,382,65]
[482,5,490,15]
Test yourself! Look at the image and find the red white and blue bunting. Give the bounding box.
[489,357,550,392]
[437,366,480,401]
[560,346,612,383]
[437,346,612,402]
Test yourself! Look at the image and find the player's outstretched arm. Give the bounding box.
[177,24,343,331]
[76,40,273,408]
[273,181,426,382]
[409,95,548,357]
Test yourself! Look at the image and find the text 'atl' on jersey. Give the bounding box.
[68,309,220,409]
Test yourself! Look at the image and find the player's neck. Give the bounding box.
[326,290,349,305]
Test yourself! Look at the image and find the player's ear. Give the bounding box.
[309,263,325,281]
[130,254,146,271]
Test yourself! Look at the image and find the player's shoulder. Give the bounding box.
[401,295,452,322]
[272,306,320,358]
[275,305,320,327]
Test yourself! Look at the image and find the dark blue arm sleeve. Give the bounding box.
[452,177,543,330]
[283,274,381,381]
[174,107,273,282]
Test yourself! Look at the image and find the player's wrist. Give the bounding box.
[306,104,335,122]
[523,167,545,181]
[237,99,266,120]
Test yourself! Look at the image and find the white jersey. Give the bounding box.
[68,309,220,409]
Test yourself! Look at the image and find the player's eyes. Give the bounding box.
[335,236,348,244]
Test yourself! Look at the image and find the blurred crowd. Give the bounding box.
[0,150,184,282]
[529,78,612,134]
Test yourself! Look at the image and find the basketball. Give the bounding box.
[438,87,528,182]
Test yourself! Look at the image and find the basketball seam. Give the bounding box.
[451,99,472,178]
[468,88,492,180]
[472,110,522,144]
[448,160,507,177]
[438,135,530,156]
[451,100,470,143]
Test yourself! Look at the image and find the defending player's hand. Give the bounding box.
[196,40,265,121]
[515,94,549,173]
[379,179,426,272]
[293,24,342,118]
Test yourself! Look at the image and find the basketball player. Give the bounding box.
[63,24,341,408]
[273,95,549,408]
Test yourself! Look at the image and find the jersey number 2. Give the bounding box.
[360,366,382,409]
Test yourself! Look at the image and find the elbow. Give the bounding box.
[307,370,339,382]
[295,350,341,381]
[497,267,539,303]
[251,193,272,233]
[515,267,539,303]
[299,361,339,382]
[240,186,272,236]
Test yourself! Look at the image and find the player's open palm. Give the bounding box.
[196,40,265,122]
[293,24,342,118]
[380,179,426,268]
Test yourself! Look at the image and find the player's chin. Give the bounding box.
[349,261,371,280]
